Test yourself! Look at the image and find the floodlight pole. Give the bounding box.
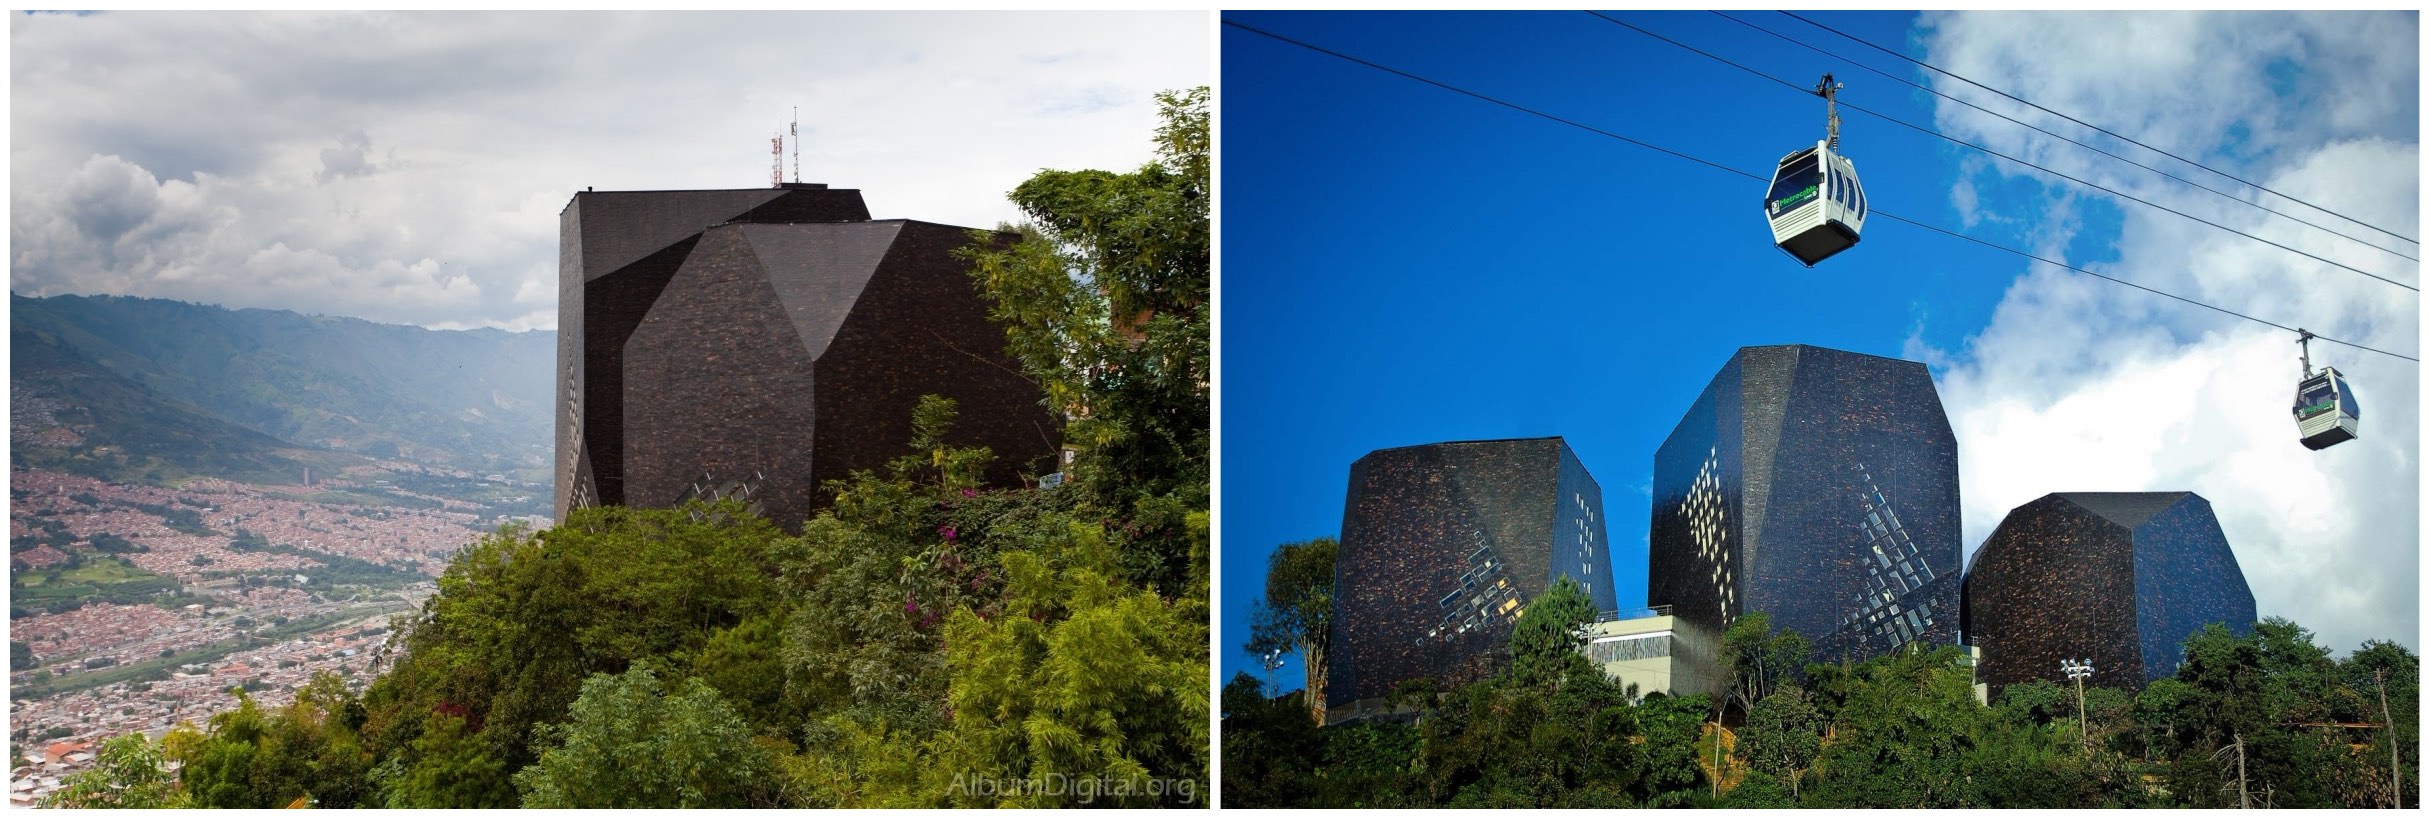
[2061,658,2094,753]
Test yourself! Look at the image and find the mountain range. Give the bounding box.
[11,293,555,487]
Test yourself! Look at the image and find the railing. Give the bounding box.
[1592,605,1674,623]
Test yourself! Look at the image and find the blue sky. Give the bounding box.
[1217,10,2418,692]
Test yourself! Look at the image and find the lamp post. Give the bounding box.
[2060,658,2094,752]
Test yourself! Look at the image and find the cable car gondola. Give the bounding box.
[2291,330,2359,450]
[1766,74,1867,267]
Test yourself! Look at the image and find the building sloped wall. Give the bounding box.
[1326,438,1603,713]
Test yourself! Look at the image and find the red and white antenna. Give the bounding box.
[790,107,800,183]
[769,129,783,188]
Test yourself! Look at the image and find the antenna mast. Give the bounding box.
[790,107,800,184]
[770,128,784,188]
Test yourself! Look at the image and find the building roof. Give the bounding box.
[2051,491,2194,530]
[1358,436,1566,457]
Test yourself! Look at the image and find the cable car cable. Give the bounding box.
[1872,210,2416,362]
[1711,10,2418,265]
[1591,12,2419,293]
[1779,10,2421,247]
[1220,17,2420,364]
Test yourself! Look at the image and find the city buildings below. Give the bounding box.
[1324,437,1613,723]
[554,183,1054,528]
[1963,491,2256,697]
[1650,344,1964,668]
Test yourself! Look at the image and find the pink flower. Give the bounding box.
[962,488,977,498]
[939,525,958,541]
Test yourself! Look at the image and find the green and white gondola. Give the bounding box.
[2293,366,2359,450]
[1764,140,1866,267]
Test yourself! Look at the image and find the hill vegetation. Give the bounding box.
[11,292,554,482]
[1224,577,2420,808]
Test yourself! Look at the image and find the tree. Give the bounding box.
[1718,612,1809,719]
[359,507,789,801]
[1244,536,1336,717]
[2339,640,2417,808]
[41,732,187,808]
[959,86,1210,594]
[1500,576,1599,692]
[1220,672,1321,807]
[370,712,513,809]
[931,507,1211,807]
[513,665,775,808]
[1739,684,1822,798]
[171,689,267,808]
[1800,645,1988,808]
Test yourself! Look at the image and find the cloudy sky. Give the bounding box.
[1913,11,2418,655]
[11,11,1210,331]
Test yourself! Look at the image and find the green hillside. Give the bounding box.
[10,294,554,476]
[12,326,361,485]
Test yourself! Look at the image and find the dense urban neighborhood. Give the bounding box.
[8,468,530,805]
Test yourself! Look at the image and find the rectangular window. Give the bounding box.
[1767,155,1823,214]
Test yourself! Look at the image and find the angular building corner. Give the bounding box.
[1324,437,1613,723]
[556,183,1057,529]
[1649,344,1964,669]
[1963,491,2256,697]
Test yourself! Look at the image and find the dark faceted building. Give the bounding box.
[1325,437,1614,719]
[1963,492,2256,696]
[556,183,1055,528]
[1649,345,1964,664]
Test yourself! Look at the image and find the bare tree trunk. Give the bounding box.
[2236,732,2250,809]
[1300,639,1327,722]
[1711,720,1722,799]
[2380,668,2399,809]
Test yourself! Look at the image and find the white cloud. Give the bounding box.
[1917,11,2418,655]
[11,11,1210,329]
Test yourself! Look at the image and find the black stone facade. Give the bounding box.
[1649,345,1963,663]
[1326,438,1615,712]
[1963,492,2255,696]
[556,185,1056,528]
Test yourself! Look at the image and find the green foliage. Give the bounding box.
[10,640,29,671]
[1499,575,1599,692]
[170,690,266,808]
[1739,685,1821,791]
[958,86,1210,594]
[1244,536,1336,713]
[931,508,1210,807]
[1219,672,1322,806]
[372,713,514,809]
[1719,611,1809,718]
[1226,606,2418,809]
[10,551,180,615]
[513,665,775,808]
[1800,645,1991,807]
[363,507,787,786]
[42,732,189,808]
